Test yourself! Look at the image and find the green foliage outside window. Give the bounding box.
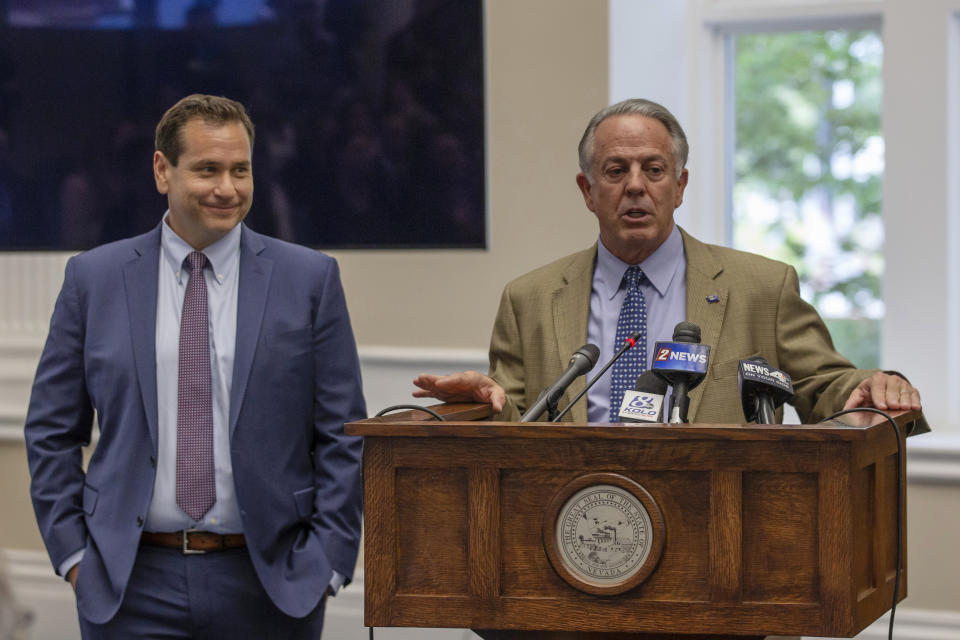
[733,30,883,368]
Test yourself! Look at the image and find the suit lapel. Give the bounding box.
[680,229,728,421]
[122,227,162,450]
[552,246,597,422]
[230,227,271,438]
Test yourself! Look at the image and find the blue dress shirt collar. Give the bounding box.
[595,224,685,298]
[160,213,242,286]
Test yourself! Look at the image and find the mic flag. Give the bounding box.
[651,321,710,424]
[618,370,668,423]
[650,342,710,386]
[737,357,794,424]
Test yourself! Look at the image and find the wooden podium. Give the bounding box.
[346,406,920,638]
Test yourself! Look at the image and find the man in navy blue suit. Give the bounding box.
[24,94,365,638]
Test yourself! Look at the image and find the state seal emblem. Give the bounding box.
[543,473,664,595]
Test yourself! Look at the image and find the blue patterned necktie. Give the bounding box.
[609,266,648,422]
[176,251,216,522]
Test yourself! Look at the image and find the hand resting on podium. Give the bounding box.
[413,371,506,412]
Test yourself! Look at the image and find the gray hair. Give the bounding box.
[577,98,689,181]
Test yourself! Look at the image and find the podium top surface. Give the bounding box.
[346,404,921,442]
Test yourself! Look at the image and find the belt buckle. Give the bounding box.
[182,528,206,555]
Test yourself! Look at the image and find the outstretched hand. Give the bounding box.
[412,370,506,412]
[843,371,922,412]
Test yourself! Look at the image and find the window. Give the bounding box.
[732,29,884,368]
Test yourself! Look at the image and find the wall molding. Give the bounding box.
[358,344,488,366]
[3,344,960,486]
[4,548,957,640]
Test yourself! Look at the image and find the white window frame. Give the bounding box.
[611,0,960,438]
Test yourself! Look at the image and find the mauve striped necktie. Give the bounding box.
[176,251,216,521]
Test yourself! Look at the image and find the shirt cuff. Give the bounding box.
[58,549,85,580]
[328,569,345,596]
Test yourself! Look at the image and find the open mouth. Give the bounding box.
[623,208,650,220]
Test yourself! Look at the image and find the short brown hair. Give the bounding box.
[154,94,255,166]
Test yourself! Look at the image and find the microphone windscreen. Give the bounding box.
[672,321,701,343]
[634,370,668,394]
[574,343,601,368]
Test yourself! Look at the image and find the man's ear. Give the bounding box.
[674,167,689,208]
[153,151,170,194]
[576,172,596,212]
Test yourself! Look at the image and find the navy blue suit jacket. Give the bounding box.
[25,224,365,623]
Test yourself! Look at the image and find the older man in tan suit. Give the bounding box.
[414,98,925,429]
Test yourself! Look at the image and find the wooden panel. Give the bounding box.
[474,632,762,640]
[853,462,877,600]
[396,468,469,595]
[393,438,820,473]
[385,594,823,635]
[742,471,819,604]
[499,469,710,602]
[362,440,395,626]
[470,468,501,597]
[499,469,592,597]
[632,471,711,601]
[710,470,742,602]
[819,443,853,636]
[878,454,898,582]
[851,436,909,634]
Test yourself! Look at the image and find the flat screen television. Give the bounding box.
[0,0,486,249]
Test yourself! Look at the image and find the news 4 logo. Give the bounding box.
[651,342,710,374]
[618,390,663,421]
[740,361,793,393]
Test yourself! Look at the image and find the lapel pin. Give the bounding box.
[706,294,719,303]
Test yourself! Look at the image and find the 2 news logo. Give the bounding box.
[654,346,708,364]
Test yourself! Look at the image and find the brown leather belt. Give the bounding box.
[141,530,246,554]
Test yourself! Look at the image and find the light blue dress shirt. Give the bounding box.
[147,216,242,533]
[586,225,687,423]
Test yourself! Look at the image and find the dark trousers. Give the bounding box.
[78,544,326,639]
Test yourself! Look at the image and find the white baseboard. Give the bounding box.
[808,608,960,640]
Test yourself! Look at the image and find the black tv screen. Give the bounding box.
[0,0,486,249]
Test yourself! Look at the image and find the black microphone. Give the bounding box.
[651,321,710,424]
[520,344,600,422]
[616,370,668,423]
[737,356,794,424]
[551,331,644,422]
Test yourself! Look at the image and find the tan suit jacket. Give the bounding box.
[488,227,925,430]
